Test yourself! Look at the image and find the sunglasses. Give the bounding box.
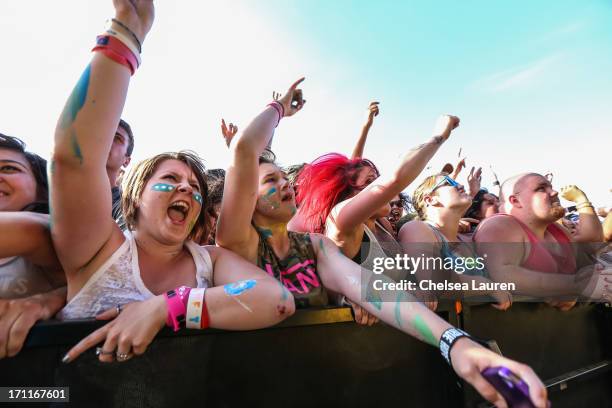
[430,175,460,194]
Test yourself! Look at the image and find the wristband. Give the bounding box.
[105,28,141,66]
[110,18,142,53]
[439,327,469,366]
[266,101,284,127]
[164,289,186,332]
[186,288,206,329]
[200,289,211,330]
[566,205,577,212]
[92,35,139,75]
[576,201,594,210]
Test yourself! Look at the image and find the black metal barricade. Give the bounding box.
[0,303,610,407]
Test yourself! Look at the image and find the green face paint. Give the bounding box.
[413,315,437,346]
[394,292,403,328]
[260,228,273,239]
[291,207,297,216]
[152,183,175,192]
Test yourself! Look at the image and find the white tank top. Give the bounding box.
[0,256,54,299]
[58,232,213,320]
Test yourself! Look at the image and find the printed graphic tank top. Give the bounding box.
[256,227,328,308]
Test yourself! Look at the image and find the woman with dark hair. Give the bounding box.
[0,134,49,213]
[215,78,547,407]
[0,134,66,359]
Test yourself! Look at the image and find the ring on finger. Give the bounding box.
[116,352,133,362]
[96,347,115,356]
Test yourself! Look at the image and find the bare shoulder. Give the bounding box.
[475,215,524,243]
[398,219,436,243]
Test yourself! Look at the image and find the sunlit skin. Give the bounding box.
[504,175,566,232]
[351,166,390,222]
[135,159,203,246]
[253,163,297,225]
[0,148,38,212]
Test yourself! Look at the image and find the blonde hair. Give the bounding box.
[411,173,447,220]
[120,150,209,240]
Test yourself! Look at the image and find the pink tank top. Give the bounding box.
[483,214,576,274]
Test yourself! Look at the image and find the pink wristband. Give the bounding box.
[266,101,283,127]
[92,35,139,75]
[164,289,187,332]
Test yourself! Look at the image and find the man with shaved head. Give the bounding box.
[474,173,606,308]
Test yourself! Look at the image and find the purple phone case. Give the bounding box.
[481,366,536,408]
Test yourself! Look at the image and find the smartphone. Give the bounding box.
[481,366,540,408]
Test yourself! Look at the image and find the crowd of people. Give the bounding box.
[1,1,611,407]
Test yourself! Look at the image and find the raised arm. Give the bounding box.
[334,115,460,234]
[351,101,379,159]
[311,234,547,408]
[560,185,604,243]
[51,0,154,272]
[215,78,305,252]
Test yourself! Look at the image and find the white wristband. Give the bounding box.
[186,288,206,329]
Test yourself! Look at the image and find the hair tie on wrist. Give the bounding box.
[111,18,142,53]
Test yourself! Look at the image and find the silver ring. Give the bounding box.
[116,352,133,362]
[95,347,115,356]
[116,304,123,315]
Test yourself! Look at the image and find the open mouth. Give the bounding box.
[281,192,294,202]
[167,200,190,223]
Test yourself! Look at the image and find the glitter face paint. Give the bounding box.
[151,183,175,192]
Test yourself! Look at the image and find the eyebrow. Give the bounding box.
[0,159,27,168]
[263,172,278,179]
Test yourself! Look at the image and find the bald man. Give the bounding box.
[473,173,606,308]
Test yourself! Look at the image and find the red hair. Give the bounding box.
[296,153,379,233]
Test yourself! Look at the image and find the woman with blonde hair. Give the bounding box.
[55,0,295,364]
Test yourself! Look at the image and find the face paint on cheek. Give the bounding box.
[291,207,297,216]
[265,187,277,197]
[152,183,176,192]
[193,192,203,205]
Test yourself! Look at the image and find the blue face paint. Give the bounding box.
[265,187,277,197]
[193,192,203,205]
[224,279,257,296]
[152,183,175,192]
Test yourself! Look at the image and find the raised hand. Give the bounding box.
[467,166,482,197]
[432,115,460,142]
[364,101,380,127]
[277,77,306,117]
[272,91,282,101]
[560,185,588,204]
[221,119,238,147]
[112,0,155,44]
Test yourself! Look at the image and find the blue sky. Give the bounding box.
[1,1,610,207]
